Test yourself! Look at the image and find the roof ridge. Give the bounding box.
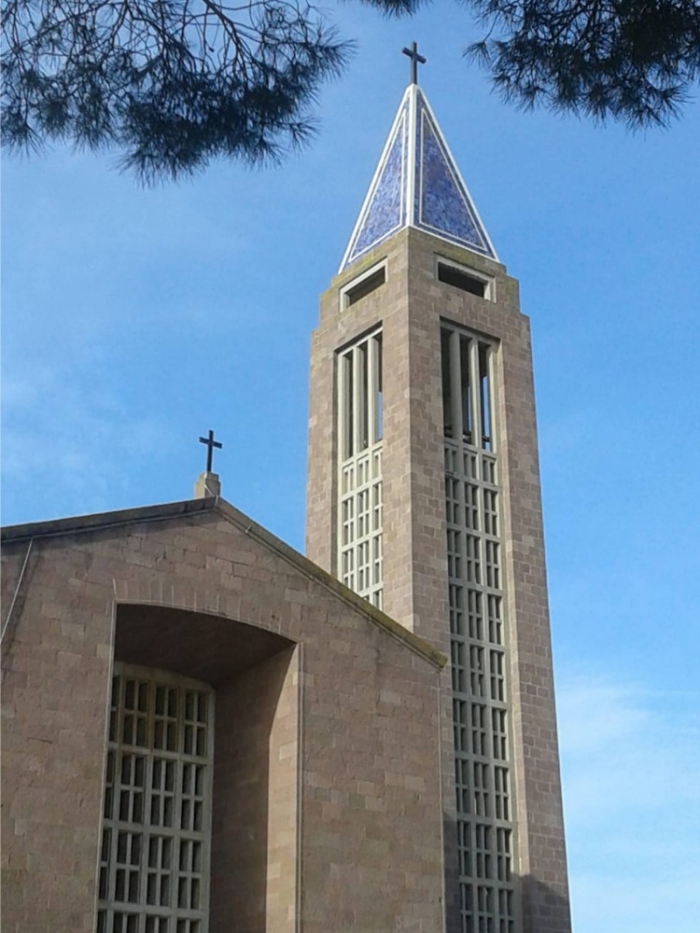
[1,496,446,670]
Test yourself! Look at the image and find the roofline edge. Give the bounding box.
[1,496,447,671]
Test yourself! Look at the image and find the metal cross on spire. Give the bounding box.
[199,429,223,473]
[402,41,426,85]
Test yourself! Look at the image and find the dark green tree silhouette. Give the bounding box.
[3,0,699,182]
[466,0,700,128]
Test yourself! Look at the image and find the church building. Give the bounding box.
[2,55,571,933]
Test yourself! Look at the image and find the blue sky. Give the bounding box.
[3,6,700,929]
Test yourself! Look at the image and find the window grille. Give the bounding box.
[97,664,214,933]
[441,324,517,933]
[337,330,383,608]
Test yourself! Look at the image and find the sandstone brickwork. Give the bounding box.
[306,226,571,933]
[2,498,445,933]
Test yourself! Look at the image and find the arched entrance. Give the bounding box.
[96,603,299,933]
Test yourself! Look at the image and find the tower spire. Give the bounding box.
[339,81,498,272]
[310,65,571,933]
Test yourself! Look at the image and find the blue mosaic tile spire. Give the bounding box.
[340,85,498,272]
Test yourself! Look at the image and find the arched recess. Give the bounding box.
[101,602,299,933]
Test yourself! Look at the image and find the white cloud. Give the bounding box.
[557,670,700,932]
[2,364,174,521]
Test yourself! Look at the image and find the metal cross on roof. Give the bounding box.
[199,429,223,473]
[402,41,426,85]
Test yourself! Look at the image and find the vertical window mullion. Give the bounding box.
[448,330,461,446]
[338,354,347,464]
[109,754,121,908]
[441,329,454,438]
[140,724,154,913]
[374,333,383,442]
[360,341,369,451]
[174,712,184,900]
[476,341,494,451]
[347,353,355,460]
[459,335,473,445]
[469,338,481,451]
[341,352,353,461]
[367,336,377,448]
[201,693,215,933]
[352,346,362,455]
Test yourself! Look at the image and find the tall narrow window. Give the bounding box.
[460,334,474,445]
[97,664,214,933]
[442,329,454,439]
[374,332,383,442]
[478,343,493,451]
[342,354,354,460]
[338,330,383,608]
[441,325,516,933]
[359,341,369,451]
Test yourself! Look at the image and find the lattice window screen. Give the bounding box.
[442,325,518,933]
[97,664,214,933]
[337,330,384,608]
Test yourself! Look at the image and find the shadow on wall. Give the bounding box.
[115,603,298,933]
[520,874,571,933]
[442,812,571,933]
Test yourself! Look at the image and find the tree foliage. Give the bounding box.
[1,0,355,180]
[465,0,700,127]
[2,0,699,181]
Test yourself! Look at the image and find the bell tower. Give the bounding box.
[306,62,571,933]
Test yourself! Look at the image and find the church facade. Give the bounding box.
[2,70,571,933]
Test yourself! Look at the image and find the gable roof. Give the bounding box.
[1,497,446,669]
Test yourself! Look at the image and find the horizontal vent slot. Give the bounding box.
[437,262,487,298]
[346,267,386,306]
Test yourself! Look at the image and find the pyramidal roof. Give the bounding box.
[340,83,498,272]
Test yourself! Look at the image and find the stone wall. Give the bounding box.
[2,499,444,933]
[306,227,571,933]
